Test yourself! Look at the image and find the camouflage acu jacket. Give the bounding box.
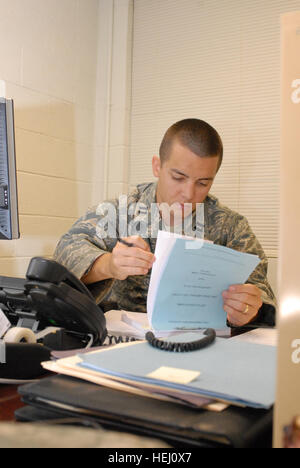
[54,182,276,326]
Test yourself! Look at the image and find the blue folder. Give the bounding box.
[78,337,276,410]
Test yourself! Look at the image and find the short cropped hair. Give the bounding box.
[159,119,223,170]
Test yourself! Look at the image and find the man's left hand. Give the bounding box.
[222,284,263,327]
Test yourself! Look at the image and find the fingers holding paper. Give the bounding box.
[222,284,263,327]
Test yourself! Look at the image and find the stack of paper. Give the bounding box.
[43,335,277,410]
[42,346,215,409]
[105,309,150,340]
[231,328,278,347]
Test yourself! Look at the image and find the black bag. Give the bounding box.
[17,374,273,448]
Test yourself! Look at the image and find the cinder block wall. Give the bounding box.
[0,0,104,277]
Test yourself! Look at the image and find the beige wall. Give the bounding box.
[103,0,133,200]
[0,0,108,277]
[0,0,133,278]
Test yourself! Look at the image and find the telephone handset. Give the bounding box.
[26,257,95,301]
[0,257,107,380]
[24,257,107,347]
[0,257,107,349]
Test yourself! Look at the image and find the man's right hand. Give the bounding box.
[82,236,155,284]
[107,236,155,280]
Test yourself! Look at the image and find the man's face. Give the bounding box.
[152,140,220,221]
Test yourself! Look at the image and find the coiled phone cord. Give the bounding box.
[145,328,216,352]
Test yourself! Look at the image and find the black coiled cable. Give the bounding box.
[145,328,216,352]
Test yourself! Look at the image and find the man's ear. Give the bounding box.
[152,155,161,178]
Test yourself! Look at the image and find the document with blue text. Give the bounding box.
[147,231,260,332]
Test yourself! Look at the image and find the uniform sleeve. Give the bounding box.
[53,201,119,303]
[224,214,277,326]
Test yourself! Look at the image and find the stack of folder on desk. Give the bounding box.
[42,334,276,410]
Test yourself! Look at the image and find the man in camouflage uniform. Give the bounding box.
[54,119,276,327]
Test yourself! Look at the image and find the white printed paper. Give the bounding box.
[147,231,260,332]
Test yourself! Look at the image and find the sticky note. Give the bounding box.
[147,366,200,384]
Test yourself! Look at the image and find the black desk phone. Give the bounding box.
[0,257,107,350]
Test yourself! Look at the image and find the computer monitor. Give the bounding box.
[0,98,19,240]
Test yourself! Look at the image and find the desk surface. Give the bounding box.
[0,385,25,421]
